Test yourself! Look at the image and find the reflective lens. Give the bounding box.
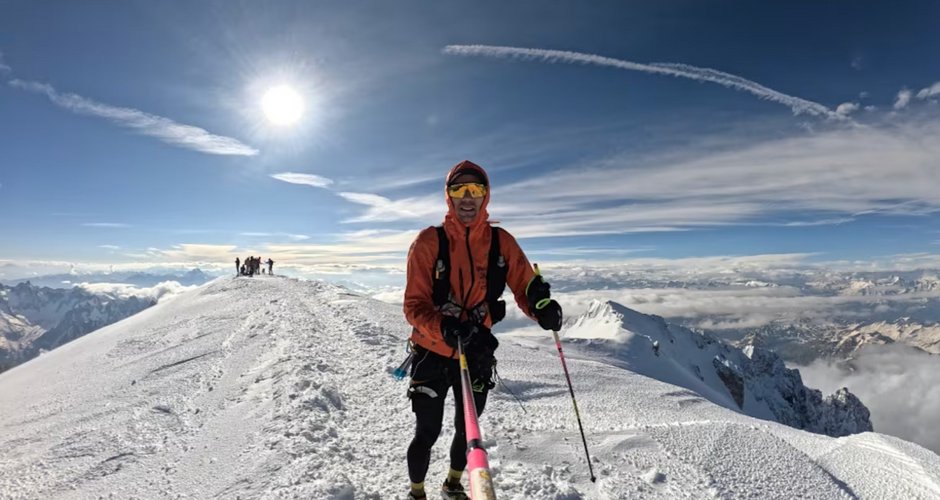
[447,182,487,199]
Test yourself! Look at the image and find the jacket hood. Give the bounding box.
[444,160,490,229]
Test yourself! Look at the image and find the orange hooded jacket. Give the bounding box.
[403,160,538,359]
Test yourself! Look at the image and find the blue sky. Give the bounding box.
[2,1,940,277]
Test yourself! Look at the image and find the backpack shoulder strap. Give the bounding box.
[486,226,508,308]
[431,226,450,307]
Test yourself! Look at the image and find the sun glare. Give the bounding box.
[261,85,304,126]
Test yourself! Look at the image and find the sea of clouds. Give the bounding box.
[77,281,198,303]
[799,344,940,455]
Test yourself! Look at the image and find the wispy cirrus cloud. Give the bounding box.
[264,229,419,264]
[484,117,940,238]
[160,244,238,261]
[493,200,761,238]
[9,79,258,156]
[240,232,310,241]
[443,45,842,119]
[533,246,655,257]
[270,172,333,188]
[269,173,442,225]
[82,222,131,228]
[338,192,443,223]
[99,245,121,250]
[330,113,940,237]
[780,217,855,227]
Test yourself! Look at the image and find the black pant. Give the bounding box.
[406,343,495,484]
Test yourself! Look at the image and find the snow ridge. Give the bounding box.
[563,299,872,437]
[1,278,937,499]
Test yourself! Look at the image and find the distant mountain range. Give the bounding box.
[3,268,217,289]
[546,266,940,364]
[0,282,157,372]
[551,267,940,296]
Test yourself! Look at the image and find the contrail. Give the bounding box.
[9,79,259,156]
[443,45,841,119]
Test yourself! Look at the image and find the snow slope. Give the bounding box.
[1,277,939,499]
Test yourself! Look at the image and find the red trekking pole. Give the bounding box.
[457,337,497,499]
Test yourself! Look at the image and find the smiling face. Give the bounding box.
[450,173,486,225]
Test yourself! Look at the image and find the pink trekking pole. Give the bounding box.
[457,337,497,499]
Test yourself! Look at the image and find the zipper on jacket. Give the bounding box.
[461,226,475,317]
[458,268,465,308]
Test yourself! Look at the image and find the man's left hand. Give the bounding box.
[535,299,563,331]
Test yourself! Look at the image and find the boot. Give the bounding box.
[407,482,426,500]
[440,478,468,500]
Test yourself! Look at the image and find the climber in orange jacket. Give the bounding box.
[402,160,563,499]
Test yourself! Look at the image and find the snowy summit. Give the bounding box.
[2,277,939,499]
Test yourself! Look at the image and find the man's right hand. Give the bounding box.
[441,316,474,348]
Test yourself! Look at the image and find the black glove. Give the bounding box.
[526,274,552,312]
[534,299,563,331]
[441,316,475,348]
[467,326,499,353]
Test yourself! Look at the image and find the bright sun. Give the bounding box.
[261,85,304,126]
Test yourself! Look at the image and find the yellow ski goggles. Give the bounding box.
[447,182,487,199]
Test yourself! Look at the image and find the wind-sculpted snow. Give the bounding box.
[1,277,938,498]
